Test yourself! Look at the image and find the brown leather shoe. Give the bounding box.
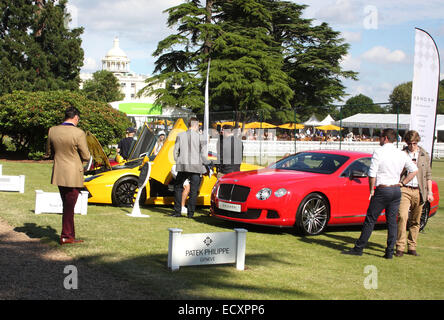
[60,238,84,245]
[395,250,404,257]
[407,249,419,256]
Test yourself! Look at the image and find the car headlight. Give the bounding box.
[256,188,272,200]
[274,188,288,198]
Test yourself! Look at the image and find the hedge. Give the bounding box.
[0,90,132,159]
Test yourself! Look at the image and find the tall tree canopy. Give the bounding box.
[389,81,444,114]
[140,0,357,122]
[340,93,386,119]
[0,0,84,96]
[81,70,125,103]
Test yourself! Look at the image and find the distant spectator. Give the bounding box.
[117,127,136,160]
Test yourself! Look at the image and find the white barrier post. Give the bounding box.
[0,174,25,193]
[168,228,183,271]
[235,228,248,270]
[35,190,89,215]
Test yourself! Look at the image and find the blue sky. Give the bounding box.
[69,0,444,104]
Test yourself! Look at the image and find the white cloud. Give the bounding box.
[74,0,181,43]
[340,53,361,71]
[361,46,407,64]
[82,57,97,72]
[341,31,361,43]
[313,0,360,25]
[299,0,444,27]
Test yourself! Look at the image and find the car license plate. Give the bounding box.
[218,201,241,213]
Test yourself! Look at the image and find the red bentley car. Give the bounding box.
[210,150,439,235]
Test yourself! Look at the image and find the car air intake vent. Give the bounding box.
[218,184,250,202]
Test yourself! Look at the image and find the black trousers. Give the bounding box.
[174,172,201,217]
[354,186,401,254]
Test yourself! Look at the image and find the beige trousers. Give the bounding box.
[396,187,423,251]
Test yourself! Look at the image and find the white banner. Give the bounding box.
[410,28,440,159]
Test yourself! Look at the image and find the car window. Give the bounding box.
[341,157,372,177]
[270,152,349,174]
[127,125,157,161]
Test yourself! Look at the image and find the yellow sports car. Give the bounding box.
[83,118,260,207]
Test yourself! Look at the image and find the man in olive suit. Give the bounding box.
[46,107,90,245]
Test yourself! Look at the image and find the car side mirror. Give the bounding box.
[351,170,367,178]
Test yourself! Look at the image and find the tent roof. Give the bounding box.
[319,114,335,126]
[303,114,321,126]
[338,113,444,131]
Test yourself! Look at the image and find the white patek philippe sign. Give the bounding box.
[35,190,89,215]
[168,228,247,271]
[410,28,440,159]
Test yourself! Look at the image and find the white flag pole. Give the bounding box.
[204,58,211,158]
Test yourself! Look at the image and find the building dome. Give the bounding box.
[102,37,130,73]
[105,37,128,58]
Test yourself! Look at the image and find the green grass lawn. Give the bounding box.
[1,160,443,299]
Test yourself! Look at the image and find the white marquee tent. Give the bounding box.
[318,114,335,126]
[303,114,321,126]
[338,113,444,140]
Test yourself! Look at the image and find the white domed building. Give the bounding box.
[81,37,192,128]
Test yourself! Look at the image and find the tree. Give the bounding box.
[0,91,131,159]
[264,0,357,120]
[389,81,444,114]
[0,0,84,95]
[388,82,412,114]
[82,70,125,103]
[209,0,293,122]
[141,0,356,123]
[341,94,386,119]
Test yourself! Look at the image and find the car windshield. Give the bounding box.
[270,152,349,174]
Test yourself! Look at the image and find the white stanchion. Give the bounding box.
[127,161,151,218]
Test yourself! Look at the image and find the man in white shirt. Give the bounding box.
[343,128,418,259]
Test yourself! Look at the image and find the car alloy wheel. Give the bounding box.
[296,193,329,236]
[112,176,138,207]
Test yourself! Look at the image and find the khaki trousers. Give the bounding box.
[396,187,423,251]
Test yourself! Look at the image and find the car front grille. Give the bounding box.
[213,208,262,219]
[217,184,250,202]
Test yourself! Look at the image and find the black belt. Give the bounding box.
[403,186,419,189]
[376,184,400,188]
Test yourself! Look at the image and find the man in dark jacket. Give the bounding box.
[216,124,243,179]
[117,127,136,160]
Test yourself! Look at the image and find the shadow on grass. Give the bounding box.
[14,223,59,243]
[10,215,322,299]
[8,207,389,299]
